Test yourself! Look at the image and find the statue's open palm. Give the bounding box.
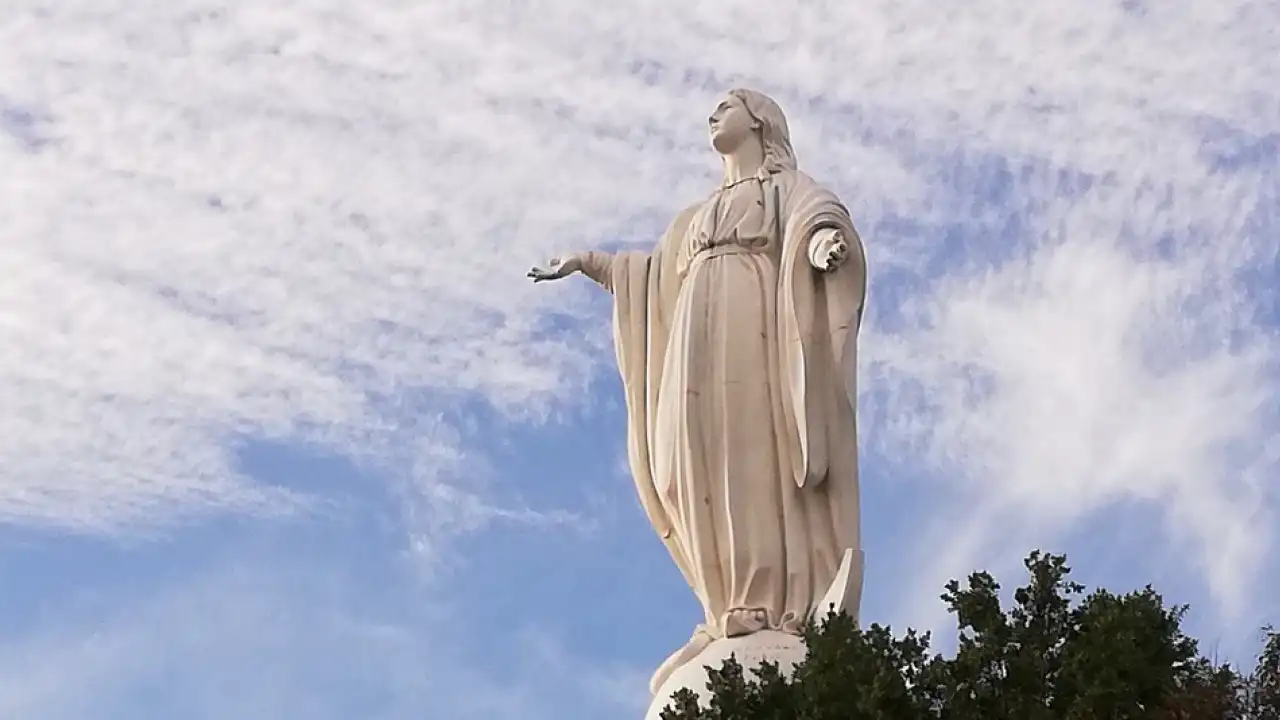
[527,255,582,283]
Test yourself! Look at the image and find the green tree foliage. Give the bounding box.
[660,552,1277,720]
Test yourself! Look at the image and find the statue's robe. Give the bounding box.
[580,169,866,692]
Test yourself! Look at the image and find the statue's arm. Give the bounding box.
[791,178,859,273]
[570,202,693,293]
[578,251,616,292]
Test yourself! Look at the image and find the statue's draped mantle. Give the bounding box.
[604,169,867,615]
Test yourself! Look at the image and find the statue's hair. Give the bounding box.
[727,88,798,174]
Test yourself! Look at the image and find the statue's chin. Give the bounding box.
[710,132,743,155]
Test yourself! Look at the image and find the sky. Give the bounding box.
[0,1,1277,718]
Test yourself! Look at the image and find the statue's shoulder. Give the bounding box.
[648,201,703,256]
[675,200,702,223]
[775,169,822,194]
[664,201,703,235]
[767,169,822,204]
[775,170,850,218]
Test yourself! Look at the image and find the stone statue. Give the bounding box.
[529,89,867,709]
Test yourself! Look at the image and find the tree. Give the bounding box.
[1243,626,1280,719]
[659,552,1276,720]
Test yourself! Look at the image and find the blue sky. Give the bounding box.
[1,1,1278,718]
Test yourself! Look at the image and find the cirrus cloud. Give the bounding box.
[0,0,1275,651]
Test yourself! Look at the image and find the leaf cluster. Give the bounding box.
[660,552,1278,720]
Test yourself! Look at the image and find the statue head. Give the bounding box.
[708,88,797,173]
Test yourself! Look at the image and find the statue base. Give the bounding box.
[643,630,807,720]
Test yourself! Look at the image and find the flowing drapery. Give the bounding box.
[582,169,866,687]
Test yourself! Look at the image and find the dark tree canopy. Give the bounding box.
[660,552,1277,720]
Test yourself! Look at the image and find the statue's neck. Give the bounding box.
[720,141,765,187]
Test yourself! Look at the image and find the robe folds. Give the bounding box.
[581,169,866,675]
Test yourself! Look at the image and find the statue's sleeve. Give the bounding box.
[775,174,867,619]
[777,174,867,490]
[579,251,615,292]
[610,205,701,591]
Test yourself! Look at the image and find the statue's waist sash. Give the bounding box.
[686,241,769,274]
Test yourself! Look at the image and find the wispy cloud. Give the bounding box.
[0,0,1275,680]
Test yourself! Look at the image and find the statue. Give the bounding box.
[529,89,867,707]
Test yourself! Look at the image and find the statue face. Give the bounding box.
[708,94,757,154]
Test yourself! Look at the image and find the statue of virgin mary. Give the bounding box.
[529,88,867,695]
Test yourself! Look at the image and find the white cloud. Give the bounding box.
[0,0,1275,640]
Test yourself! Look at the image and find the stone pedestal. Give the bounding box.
[644,631,807,720]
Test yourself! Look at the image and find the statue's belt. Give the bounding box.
[688,241,769,268]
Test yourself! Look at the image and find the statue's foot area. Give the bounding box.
[648,626,715,697]
[648,607,802,699]
[723,607,769,637]
[645,630,808,720]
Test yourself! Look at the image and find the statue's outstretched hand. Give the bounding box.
[527,255,583,283]
[814,230,850,273]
